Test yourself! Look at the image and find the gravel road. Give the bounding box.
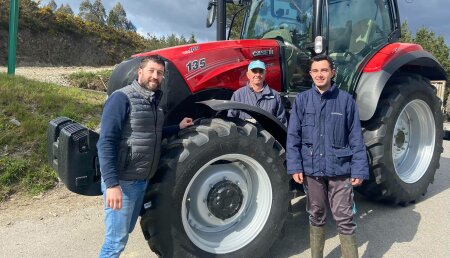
[0,140,449,258]
[0,66,114,87]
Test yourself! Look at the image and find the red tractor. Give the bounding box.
[48,0,446,257]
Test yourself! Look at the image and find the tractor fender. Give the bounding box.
[197,100,287,147]
[355,43,447,121]
[107,57,141,95]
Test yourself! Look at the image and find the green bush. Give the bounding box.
[68,70,112,91]
[0,72,105,201]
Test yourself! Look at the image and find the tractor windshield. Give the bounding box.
[241,0,313,48]
[327,0,394,91]
[241,0,314,93]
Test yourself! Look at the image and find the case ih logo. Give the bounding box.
[182,45,200,54]
[252,49,274,57]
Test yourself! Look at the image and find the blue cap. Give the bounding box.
[248,60,266,70]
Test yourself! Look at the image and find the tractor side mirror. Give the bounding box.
[206,0,217,28]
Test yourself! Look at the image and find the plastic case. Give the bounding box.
[47,117,101,196]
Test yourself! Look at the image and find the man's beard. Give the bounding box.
[141,79,161,91]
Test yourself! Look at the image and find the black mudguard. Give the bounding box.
[197,99,287,148]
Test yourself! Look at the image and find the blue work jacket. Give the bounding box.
[228,82,287,126]
[286,83,369,179]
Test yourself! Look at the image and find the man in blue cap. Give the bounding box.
[228,60,287,125]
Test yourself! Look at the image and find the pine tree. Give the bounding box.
[79,0,94,22]
[46,0,57,11]
[79,0,106,25]
[56,4,74,15]
[91,0,106,25]
[125,20,136,32]
[188,34,197,44]
[399,21,414,43]
[106,3,135,32]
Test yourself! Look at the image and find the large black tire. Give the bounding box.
[359,74,443,204]
[140,118,290,257]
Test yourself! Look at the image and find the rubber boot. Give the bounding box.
[310,225,325,258]
[339,233,358,258]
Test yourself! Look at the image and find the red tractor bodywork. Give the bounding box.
[134,40,283,93]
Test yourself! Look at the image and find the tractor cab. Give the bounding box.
[212,0,399,95]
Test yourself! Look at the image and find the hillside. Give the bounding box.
[0,0,195,66]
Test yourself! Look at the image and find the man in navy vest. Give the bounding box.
[97,55,193,257]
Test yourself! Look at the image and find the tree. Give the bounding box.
[414,28,450,107]
[79,0,94,21]
[400,22,450,107]
[107,3,135,32]
[56,4,74,16]
[125,20,136,32]
[91,0,106,25]
[79,0,106,25]
[226,4,246,39]
[399,21,413,43]
[46,0,57,11]
[188,34,196,44]
[107,2,126,29]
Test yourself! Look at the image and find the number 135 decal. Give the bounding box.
[186,58,206,72]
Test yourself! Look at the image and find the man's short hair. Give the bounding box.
[139,55,165,70]
[309,54,335,70]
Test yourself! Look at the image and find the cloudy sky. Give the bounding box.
[41,0,449,45]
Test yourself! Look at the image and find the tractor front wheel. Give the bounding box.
[140,118,290,257]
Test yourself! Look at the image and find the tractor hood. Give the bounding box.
[133,39,283,93]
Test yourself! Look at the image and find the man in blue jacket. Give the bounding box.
[97,55,193,257]
[228,60,287,126]
[286,55,369,258]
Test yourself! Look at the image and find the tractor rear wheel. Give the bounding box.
[140,118,290,257]
[360,74,443,204]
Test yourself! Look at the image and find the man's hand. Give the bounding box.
[179,117,194,129]
[292,172,304,184]
[351,178,363,186]
[105,185,122,210]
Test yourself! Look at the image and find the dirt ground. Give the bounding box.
[0,140,449,258]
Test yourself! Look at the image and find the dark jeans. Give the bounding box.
[304,175,356,235]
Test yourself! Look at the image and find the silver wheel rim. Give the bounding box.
[181,154,272,254]
[392,99,435,183]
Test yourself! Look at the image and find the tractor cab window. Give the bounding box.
[326,0,394,92]
[242,0,314,94]
[242,0,312,47]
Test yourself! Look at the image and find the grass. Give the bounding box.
[67,70,113,92]
[0,72,105,201]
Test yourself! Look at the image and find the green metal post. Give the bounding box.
[7,0,19,75]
